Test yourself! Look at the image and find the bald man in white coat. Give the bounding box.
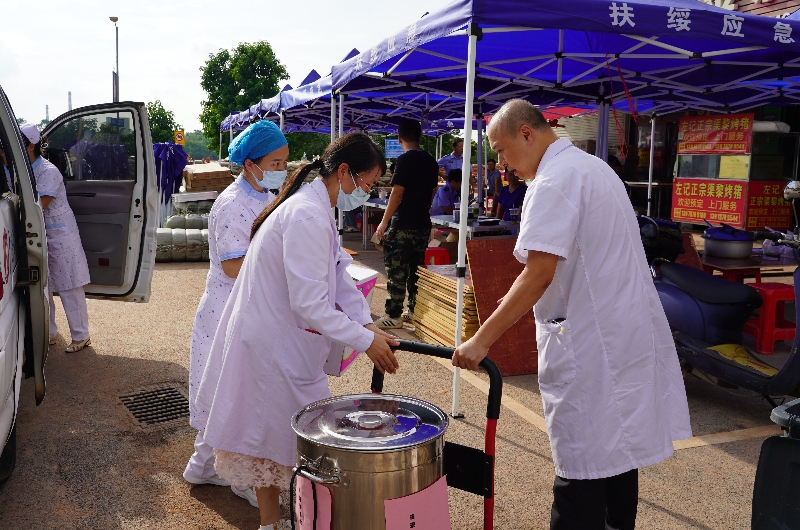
[452,100,691,530]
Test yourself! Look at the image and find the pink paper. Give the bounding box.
[384,475,451,530]
[294,476,333,530]
[357,276,378,298]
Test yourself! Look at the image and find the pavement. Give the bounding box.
[0,231,792,529]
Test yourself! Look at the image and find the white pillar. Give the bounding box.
[339,93,345,138]
[451,29,479,419]
[476,117,484,211]
[647,116,656,217]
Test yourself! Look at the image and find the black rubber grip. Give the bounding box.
[372,340,503,420]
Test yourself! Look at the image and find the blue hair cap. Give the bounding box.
[228,121,288,165]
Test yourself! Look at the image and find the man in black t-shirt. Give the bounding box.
[374,119,439,329]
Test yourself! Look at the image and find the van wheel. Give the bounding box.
[0,422,17,482]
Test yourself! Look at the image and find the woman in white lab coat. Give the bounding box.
[194,133,399,530]
[184,121,289,509]
[20,123,92,353]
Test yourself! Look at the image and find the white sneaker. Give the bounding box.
[232,485,259,508]
[183,469,229,486]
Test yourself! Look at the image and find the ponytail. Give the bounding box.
[251,159,324,239]
[251,132,386,240]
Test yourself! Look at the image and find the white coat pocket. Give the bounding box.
[280,326,331,383]
[536,319,576,386]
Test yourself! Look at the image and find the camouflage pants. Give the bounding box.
[383,228,430,319]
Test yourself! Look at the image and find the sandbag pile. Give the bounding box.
[164,213,209,230]
[156,228,209,262]
[413,265,478,347]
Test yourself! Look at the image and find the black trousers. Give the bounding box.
[550,468,638,530]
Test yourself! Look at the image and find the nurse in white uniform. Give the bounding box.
[453,100,692,530]
[184,121,289,509]
[20,124,92,353]
[194,133,399,530]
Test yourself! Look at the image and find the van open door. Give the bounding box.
[43,103,158,302]
[0,87,49,405]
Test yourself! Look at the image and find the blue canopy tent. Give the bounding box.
[326,0,800,415]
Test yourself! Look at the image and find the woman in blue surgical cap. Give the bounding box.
[184,121,289,509]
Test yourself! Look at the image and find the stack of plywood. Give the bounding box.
[183,163,234,192]
[413,265,479,347]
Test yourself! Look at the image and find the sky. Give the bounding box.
[0,0,439,134]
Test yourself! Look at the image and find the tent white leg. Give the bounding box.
[647,116,656,217]
[339,94,344,138]
[595,102,609,162]
[331,91,337,144]
[451,30,479,419]
[218,130,223,161]
[476,117,484,211]
[279,111,285,132]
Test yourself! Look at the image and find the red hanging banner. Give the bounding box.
[745,181,793,231]
[671,178,747,227]
[677,113,755,155]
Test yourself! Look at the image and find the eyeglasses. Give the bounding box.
[350,169,378,193]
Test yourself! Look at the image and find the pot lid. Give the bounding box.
[292,394,448,452]
[702,223,753,242]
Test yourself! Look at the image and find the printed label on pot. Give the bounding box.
[384,475,451,530]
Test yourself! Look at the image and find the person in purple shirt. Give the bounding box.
[431,169,462,216]
[495,168,527,221]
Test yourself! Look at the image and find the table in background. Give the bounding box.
[625,181,673,219]
[701,249,797,282]
[362,198,390,249]
[430,215,519,240]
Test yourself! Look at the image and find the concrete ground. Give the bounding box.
[0,231,792,529]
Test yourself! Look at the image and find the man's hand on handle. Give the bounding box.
[452,337,490,371]
[364,323,400,374]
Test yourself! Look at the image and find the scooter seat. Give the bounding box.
[659,262,763,307]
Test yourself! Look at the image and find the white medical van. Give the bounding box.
[0,88,158,480]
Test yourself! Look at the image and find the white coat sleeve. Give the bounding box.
[212,198,252,262]
[283,215,374,353]
[36,165,62,198]
[333,249,372,326]
[514,182,579,263]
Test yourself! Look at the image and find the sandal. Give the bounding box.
[374,316,403,330]
[65,338,91,353]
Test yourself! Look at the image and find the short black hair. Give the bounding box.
[447,169,462,183]
[487,159,496,164]
[452,138,464,149]
[398,119,422,143]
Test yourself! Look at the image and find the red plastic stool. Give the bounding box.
[743,282,795,355]
[425,247,451,265]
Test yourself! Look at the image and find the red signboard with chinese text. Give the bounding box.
[745,181,792,231]
[671,178,747,227]
[677,113,754,155]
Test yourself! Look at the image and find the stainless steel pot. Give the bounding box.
[292,393,448,529]
[703,237,753,258]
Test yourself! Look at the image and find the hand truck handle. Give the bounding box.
[372,339,503,420]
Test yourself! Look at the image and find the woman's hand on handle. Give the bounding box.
[364,324,399,374]
[452,336,490,371]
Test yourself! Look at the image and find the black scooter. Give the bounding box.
[644,189,800,406]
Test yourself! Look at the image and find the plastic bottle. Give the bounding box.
[301,152,308,162]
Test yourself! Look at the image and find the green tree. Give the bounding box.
[147,101,182,144]
[16,118,25,125]
[284,133,330,162]
[184,130,216,160]
[37,119,51,131]
[199,42,288,156]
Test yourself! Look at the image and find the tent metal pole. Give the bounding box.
[452,28,479,419]
[647,116,656,217]
[279,111,285,132]
[218,130,222,161]
[331,91,337,143]
[476,116,484,212]
[339,93,345,137]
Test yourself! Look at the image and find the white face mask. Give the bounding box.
[336,170,371,211]
[250,164,287,190]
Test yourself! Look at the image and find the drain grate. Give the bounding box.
[119,387,189,426]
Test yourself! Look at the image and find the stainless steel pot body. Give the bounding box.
[293,394,448,530]
[296,436,443,529]
[703,237,753,258]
